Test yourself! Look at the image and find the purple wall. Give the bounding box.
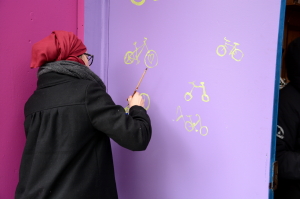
[84,0,109,84]
[106,1,283,199]
[0,1,80,198]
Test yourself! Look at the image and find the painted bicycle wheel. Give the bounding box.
[131,0,146,6]
[124,51,134,64]
[231,49,244,61]
[144,50,158,68]
[200,126,208,136]
[202,94,210,102]
[141,93,150,110]
[185,121,194,132]
[184,92,193,101]
[216,45,227,57]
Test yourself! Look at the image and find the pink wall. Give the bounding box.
[0,1,82,198]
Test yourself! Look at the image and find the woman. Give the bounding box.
[15,31,152,199]
[275,37,300,199]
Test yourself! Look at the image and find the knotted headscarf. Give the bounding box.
[30,31,87,68]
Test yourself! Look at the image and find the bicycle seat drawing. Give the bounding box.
[131,0,158,6]
[184,82,210,102]
[216,37,244,62]
[124,37,158,68]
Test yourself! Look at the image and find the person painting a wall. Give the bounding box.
[15,30,152,199]
[275,37,300,199]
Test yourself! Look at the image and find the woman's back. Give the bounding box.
[16,71,151,199]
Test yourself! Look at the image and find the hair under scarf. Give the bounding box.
[30,31,87,68]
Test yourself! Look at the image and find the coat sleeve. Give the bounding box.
[276,92,300,180]
[85,82,152,151]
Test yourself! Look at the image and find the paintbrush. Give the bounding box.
[127,68,148,100]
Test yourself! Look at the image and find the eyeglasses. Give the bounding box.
[81,53,94,66]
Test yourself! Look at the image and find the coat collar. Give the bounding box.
[37,72,78,89]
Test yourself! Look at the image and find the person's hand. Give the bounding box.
[127,92,145,108]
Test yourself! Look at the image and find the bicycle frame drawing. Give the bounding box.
[184,82,210,102]
[124,37,158,68]
[175,106,208,136]
[185,114,208,136]
[216,37,244,62]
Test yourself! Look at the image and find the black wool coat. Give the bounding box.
[275,83,300,199]
[275,37,300,199]
[15,72,152,199]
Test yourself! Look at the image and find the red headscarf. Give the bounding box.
[30,31,87,68]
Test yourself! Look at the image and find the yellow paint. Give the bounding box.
[176,105,185,122]
[124,105,130,114]
[175,106,208,136]
[131,0,146,6]
[131,0,158,6]
[184,82,210,102]
[216,37,244,62]
[124,37,158,68]
[141,93,150,110]
[124,93,151,113]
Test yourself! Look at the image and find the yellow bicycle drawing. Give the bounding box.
[175,106,208,136]
[124,93,151,113]
[184,82,209,102]
[124,37,158,68]
[216,37,244,62]
[131,0,158,6]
